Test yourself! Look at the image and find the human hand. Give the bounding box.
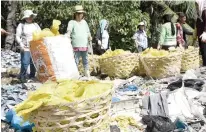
[88,36,92,41]
[1,29,10,35]
[200,32,206,43]
[98,40,101,45]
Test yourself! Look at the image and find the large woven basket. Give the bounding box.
[181,48,199,72]
[30,88,114,132]
[78,55,100,75]
[99,53,139,79]
[140,52,182,79]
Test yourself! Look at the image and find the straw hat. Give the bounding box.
[74,5,85,13]
[22,10,37,20]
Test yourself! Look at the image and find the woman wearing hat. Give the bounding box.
[158,14,177,50]
[66,5,92,78]
[16,10,41,82]
[132,22,148,52]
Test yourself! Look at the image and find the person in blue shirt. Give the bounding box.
[132,22,148,53]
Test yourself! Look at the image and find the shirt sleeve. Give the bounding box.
[35,23,41,31]
[86,21,91,37]
[202,10,206,32]
[176,24,182,45]
[132,32,140,44]
[159,25,166,45]
[16,23,24,48]
[182,25,193,35]
[65,20,73,37]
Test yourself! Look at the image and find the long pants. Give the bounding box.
[20,51,36,80]
[137,46,145,53]
[74,51,89,71]
[199,39,206,66]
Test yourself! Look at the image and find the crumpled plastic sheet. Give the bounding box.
[1,50,21,69]
[1,83,41,121]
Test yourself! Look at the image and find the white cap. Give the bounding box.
[138,22,145,26]
[22,10,37,20]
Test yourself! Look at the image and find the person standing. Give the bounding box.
[132,22,148,52]
[95,19,110,55]
[66,5,92,78]
[195,0,206,66]
[176,12,193,48]
[158,14,177,50]
[16,10,41,82]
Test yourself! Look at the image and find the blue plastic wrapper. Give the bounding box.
[5,109,34,131]
[120,85,138,92]
[112,97,120,103]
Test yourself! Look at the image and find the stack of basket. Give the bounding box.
[181,47,200,72]
[139,52,182,79]
[99,53,139,79]
[78,55,100,75]
[30,88,113,132]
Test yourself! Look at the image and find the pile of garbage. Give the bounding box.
[1,50,20,70]
[1,49,206,132]
[110,68,206,132]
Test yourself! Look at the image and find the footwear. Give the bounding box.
[84,70,91,79]
[27,77,38,83]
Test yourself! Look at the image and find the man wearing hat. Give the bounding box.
[66,5,92,78]
[16,10,41,82]
[132,22,148,52]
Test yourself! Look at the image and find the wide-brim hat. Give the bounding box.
[22,10,37,20]
[74,5,85,13]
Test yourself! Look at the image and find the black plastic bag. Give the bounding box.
[167,79,204,91]
[142,115,176,132]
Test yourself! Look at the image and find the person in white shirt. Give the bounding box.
[16,10,41,82]
[132,22,148,53]
[95,19,110,55]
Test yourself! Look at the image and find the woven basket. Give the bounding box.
[99,53,139,79]
[78,55,100,75]
[200,55,203,66]
[30,88,114,132]
[140,52,182,79]
[181,48,200,72]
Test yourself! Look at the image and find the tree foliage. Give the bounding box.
[1,1,196,50]
[16,1,150,51]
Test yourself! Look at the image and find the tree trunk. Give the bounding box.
[5,1,17,50]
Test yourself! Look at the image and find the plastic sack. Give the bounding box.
[183,69,197,80]
[30,35,80,82]
[6,109,34,131]
[51,19,61,35]
[142,115,176,132]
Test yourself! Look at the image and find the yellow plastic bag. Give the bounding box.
[51,19,61,35]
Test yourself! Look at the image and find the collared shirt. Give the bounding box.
[132,30,148,49]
